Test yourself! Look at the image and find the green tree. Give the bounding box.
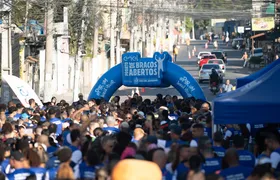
[195,20,210,30]
[83,0,104,57]
[54,0,72,23]
[68,0,104,56]
[194,0,251,11]
[68,0,84,55]
[11,0,45,26]
[185,17,193,32]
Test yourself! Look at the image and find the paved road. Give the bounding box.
[115,40,251,102]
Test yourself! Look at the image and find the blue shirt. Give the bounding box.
[103,127,120,134]
[131,138,139,144]
[162,167,173,180]
[213,146,226,158]
[0,159,10,175]
[45,167,58,180]
[62,130,71,146]
[30,167,46,180]
[62,118,71,123]
[79,162,103,179]
[46,156,60,169]
[13,114,21,121]
[6,168,34,180]
[250,124,264,137]
[47,146,58,158]
[228,128,242,137]
[40,116,46,122]
[219,165,253,180]
[5,111,9,117]
[202,157,221,175]
[49,117,63,135]
[176,163,189,179]
[165,140,186,148]
[256,153,269,161]
[237,150,255,168]
[204,127,212,138]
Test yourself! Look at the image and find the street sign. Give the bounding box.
[237,26,245,33]
[252,17,275,31]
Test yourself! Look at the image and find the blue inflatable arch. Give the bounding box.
[88,53,206,101]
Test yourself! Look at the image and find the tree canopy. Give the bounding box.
[194,20,210,30]
[194,0,252,10]
[185,17,193,32]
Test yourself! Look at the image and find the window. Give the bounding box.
[202,65,219,70]
[209,60,223,64]
[200,53,210,56]
[212,52,222,58]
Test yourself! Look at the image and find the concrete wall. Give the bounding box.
[55,36,70,94]
[39,38,71,99]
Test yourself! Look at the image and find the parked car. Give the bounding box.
[232,38,244,49]
[207,59,226,74]
[199,54,217,68]
[248,48,264,67]
[199,64,223,83]
[211,51,227,63]
[196,51,211,63]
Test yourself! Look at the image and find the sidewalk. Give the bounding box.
[234,66,261,75]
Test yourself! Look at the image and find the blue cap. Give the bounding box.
[21,113,30,120]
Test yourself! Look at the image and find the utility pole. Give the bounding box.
[73,0,87,102]
[24,0,29,37]
[115,0,121,64]
[129,29,134,52]
[110,0,115,68]
[93,24,98,58]
[0,9,13,104]
[141,0,145,57]
[92,0,98,58]
[129,2,134,52]
[8,12,12,76]
[192,18,195,40]
[44,0,54,102]
[0,10,12,104]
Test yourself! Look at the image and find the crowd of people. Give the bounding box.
[0,93,279,180]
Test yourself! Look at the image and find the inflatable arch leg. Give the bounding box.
[88,64,123,101]
[88,63,206,101]
[164,61,206,101]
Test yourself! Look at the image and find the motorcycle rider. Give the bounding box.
[209,68,220,87]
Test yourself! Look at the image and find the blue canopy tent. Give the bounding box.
[237,59,280,88]
[213,64,280,125]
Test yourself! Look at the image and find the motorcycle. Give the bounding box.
[210,81,219,95]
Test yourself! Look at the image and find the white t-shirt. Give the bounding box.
[222,84,233,92]
[157,139,171,153]
[190,139,198,147]
[71,149,82,179]
[224,130,232,140]
[270,151,280,169]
